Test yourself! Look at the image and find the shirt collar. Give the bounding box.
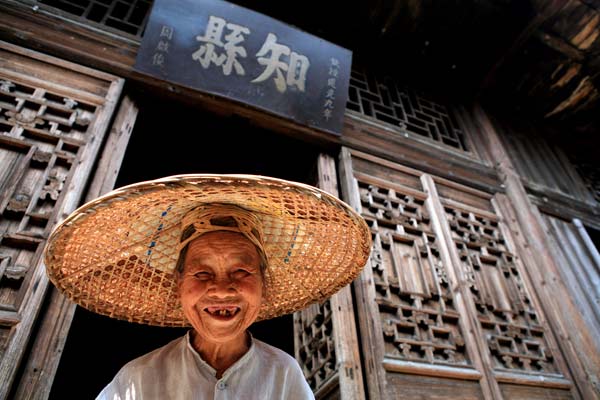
[185,330,257,379]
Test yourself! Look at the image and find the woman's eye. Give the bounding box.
[193,271,211,279]
[233,269,250,277]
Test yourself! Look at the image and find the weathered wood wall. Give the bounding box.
[540,215,600,393]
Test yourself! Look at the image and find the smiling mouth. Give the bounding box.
[204,306,241,317]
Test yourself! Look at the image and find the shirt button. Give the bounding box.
[217,382,227,390]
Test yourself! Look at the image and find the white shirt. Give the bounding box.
[96,332,315,400]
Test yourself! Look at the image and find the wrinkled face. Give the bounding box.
[177,231,263,345]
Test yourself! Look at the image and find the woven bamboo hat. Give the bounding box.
[44,174,371,326]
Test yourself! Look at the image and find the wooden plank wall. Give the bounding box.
[542,216,600,337]
[539,215,600,393]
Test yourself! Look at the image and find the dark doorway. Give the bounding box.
[50,85,326,399]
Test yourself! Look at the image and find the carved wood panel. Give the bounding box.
[295,300,337,391]
[347,68,470,152]
[0,41,122,399]
[359,178,470,367]
[0,81,93,312]
[340,148,575,399]
[339,150,487,400]
[444,205,559,374]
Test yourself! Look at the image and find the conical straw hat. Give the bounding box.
[44,174,371,326]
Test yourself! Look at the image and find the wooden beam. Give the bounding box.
[0,0,137,76]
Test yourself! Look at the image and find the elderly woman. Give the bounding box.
[44,175,371,399]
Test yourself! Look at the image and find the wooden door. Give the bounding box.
[337,147,576,399]
[0,41,124,399]
[293,153,366,399]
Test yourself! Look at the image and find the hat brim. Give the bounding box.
[44,174,372,326]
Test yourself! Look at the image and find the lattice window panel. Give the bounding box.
[358,179,470,366]
[37,0,153,37]
[294,300,336,391]
[444,206,560,374]
[347,68,469,152]
[0,78,97,344]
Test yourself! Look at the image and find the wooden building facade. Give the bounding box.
[0,1,599,399]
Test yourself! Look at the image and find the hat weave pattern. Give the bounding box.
[44,175,372,326]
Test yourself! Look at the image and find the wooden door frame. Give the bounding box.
[10,95,138,399]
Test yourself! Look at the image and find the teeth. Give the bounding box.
[206,307,239,316]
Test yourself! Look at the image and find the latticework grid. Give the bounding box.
[39,0,152,37]
[347,68,469,151]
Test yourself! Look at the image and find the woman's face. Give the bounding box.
[177,231,263,345]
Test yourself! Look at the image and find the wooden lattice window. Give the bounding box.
[37,0,153,37]
[347,68,469,152]
[359,178,470,366]
[336,148,574,399]
[0,79,96,305]
[295,300,336,390]
[444,205,558,374]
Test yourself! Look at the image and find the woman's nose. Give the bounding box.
[209,275,236,295]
